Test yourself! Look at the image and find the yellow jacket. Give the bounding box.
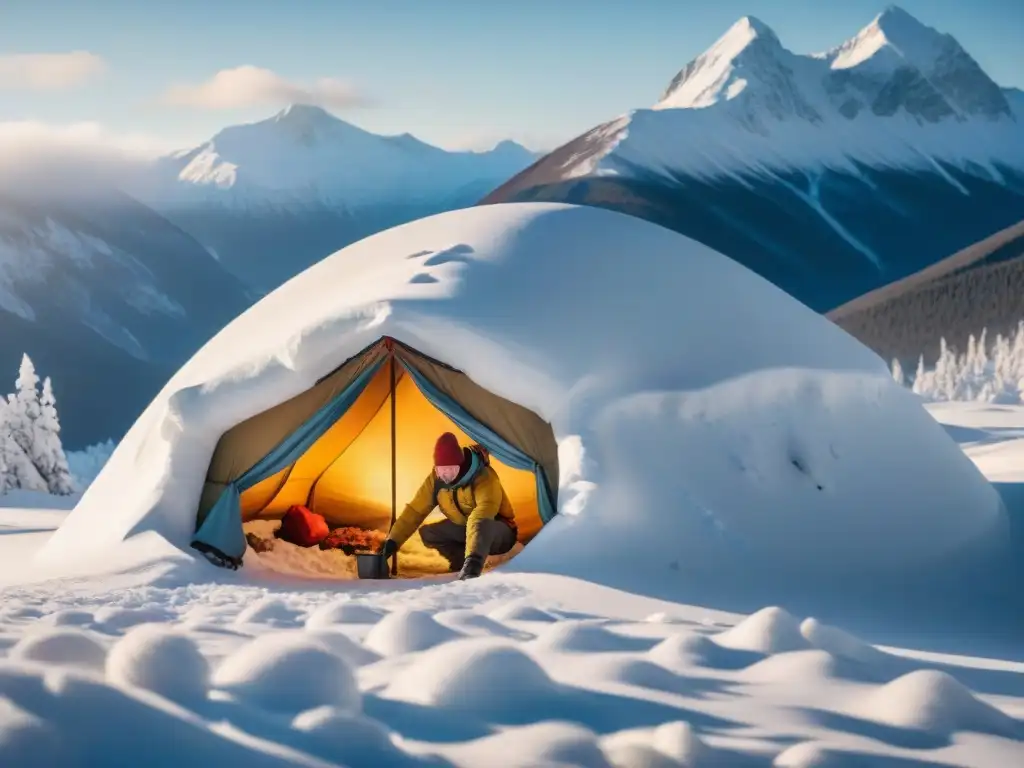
[389,464,515,558]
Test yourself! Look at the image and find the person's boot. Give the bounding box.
[446,555,464,574]
[458,554,484,580]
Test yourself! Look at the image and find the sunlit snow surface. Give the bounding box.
[0,403,1019,767]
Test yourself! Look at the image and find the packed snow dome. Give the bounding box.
[38,202,1006,587]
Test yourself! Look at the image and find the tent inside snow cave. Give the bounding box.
[192,337,559,575]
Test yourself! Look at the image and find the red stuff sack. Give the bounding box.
[276,505,330,547]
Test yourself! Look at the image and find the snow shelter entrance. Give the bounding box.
[191,337,559,572]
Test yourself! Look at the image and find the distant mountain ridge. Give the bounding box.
[482,6,1024,312]
[0,108,536,447]
[133,105,539,291]
[0,186,253,447]
[829,220,1024,368]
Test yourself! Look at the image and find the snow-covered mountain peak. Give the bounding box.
[653,6,1012,126]
[822,7,1010,120]
[656,15,793,111]
[826,6,947,72]
[719,16,780,51]
[271,103,335,124]
[134,101,536,209]
[210,103,374,154]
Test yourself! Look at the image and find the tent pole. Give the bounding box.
[389,350,398,576]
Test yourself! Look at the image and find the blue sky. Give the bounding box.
[0,0,1020,153]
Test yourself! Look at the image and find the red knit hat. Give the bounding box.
[433,432,463,467]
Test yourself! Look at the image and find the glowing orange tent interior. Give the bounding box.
[195,338,559,573]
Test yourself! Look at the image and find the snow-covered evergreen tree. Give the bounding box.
[895,321,1024,404]
[0,402,9,495]
[36,377,75,494]
[8,354,41,457]
[0,396,47,493]
[891,358,904,387]
[0,354,74,495]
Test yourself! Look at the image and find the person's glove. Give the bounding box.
[378,539,398,558]
[458,554,484,580]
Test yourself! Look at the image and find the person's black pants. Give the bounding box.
[418,517,517,571]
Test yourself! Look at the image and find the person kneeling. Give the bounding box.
[379,432,518,580]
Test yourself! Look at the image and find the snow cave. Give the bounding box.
[39,202,1006,586]
[194,336,559,577]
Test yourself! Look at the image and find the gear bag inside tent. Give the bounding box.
[192,336,559,577]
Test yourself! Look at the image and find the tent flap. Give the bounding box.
[401,362,558,523]
[192,356,387,561]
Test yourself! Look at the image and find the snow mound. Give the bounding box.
[650,721,709,764]
[233,597,303,627]
[433,608,533,638]
[488,600,558,623]
[739,649,852,684]
[39,609,94,628]
[212,632,360,715]
[0,697,69,768]
[362,609,461,656]
[648,631,763,671]
[8,628,107,670]
[303,629,381,667]
[105,624,209,705]
[305,600,386,630]
[858,670,1020,736]
[383,637,555,709]
[441,721,610,768]
[42,202,1005,592]
[603,743,680,768]
[715,607,811,654]
[799,618,886,664]
[93,607,175,632]
[558,367,1006,581]
[602,721,709,767]
[583,656,692,695]
[530,620,652,653]
[291,707,415,767]
[773,741,862,767]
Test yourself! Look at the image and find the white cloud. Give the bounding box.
[0,120,178,192]
[162,65,368,111]
[0,52,106,89]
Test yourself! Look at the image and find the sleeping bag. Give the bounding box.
[276,505,330,547]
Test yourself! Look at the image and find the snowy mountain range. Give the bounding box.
[482,6,1024,312]
[0,110,537,448]
[132,105,538,291]
[0,187,253,448]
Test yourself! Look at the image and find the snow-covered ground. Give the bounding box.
[0,202,1019,766]
[927,402,1024,483]
[0,402,1018,767]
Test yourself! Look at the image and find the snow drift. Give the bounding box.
[38,202,1006,586]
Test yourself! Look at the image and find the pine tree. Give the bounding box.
[0,400,10,495]
[891,358,905,387]
[8,354,41,459]
[1,354,69,494]
[0,396,47,493]
[36,377,74,494]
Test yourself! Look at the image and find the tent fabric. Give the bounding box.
[244,363,395,521]
[192,356,386,560]
[401,359,557,524]
[197,342,388,522]
[193,337,559,566]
